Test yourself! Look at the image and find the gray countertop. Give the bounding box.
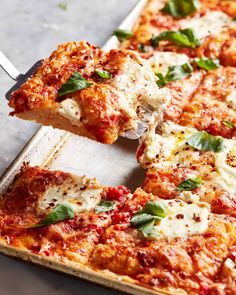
[0,0,138,294]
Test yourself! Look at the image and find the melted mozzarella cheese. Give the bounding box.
[110,53,172,113]
[147,52,189,75]
[59,98,82,126]
[152,200,210,239]
[37,176,103,216]
[180,11,233,40]
[226,90,236,110]
[142,121,236,197]
[214,140,236,194]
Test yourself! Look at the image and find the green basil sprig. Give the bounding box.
[58,72,93,97]
[187,131,224,152]
[138,43,148,53]
[131,201,166,237]
[156,62,193,87]
[223,120,234,129]
[95,69,112,79]
[195,58,220,71]
[162,0,200,18]
[32,203,75,228]
[113,29,134,41]
[177,178,202,191]
[151,28,201,48]
[95,200,116,213]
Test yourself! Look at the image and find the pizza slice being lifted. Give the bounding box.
[9,41,170,144]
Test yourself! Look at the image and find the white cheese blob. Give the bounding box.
[180,11,233,40]
[37,176,103,216]
[59,98,82,126]
[152,199,210,239]
[110,53,172,113]
[147,51,190,76]
[226,90,236,110]
[214,140,236,194]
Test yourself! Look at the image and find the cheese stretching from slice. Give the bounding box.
[152,200,209,239]
[180,11,234,40]
[37,175,103,216]
[147,52,190,76]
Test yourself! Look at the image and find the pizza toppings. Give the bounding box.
[131,198,210,239]
[36,175,103,216]
[151,28,201,48]
[32,203,75,228]
[180,11,234,40]
[58,72,93,98]
[223,120,234,129]
[187,131,224,152]
[95,200,116,213]
[131,200,166,237]
[176,178,202,191]
[113,29,134,41]
[156,62,193,87]
[161,0,200,18]
[95,69,112,79]
[194,57,220,71]
[147,51,190,76]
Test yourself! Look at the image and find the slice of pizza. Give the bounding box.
[9,41,170,144]
[92,188,236,294]
[0,166,131,264]
[137,121,236,216]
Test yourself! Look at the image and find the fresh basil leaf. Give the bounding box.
[162,0,200,18]
[113,29,133,41]
[32,203,75,228]
[95,69,112,79]
[195,58,220,71]
[187,131,224,152]
[138,43,147,53]
[223,120,234,129]
[151,28,201,48]
[177,178,201,191]
[156,63,193,87]
[140,201,166,217]
[131,213,156,226]
[156,73,166,87]
[58,72,93,97]
[137,220,155,237]
[165,62,193,81]
[131,201,166,237]
[95,200,116,213]
[233,17,236,21]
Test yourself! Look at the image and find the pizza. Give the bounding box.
[9,41,169,144]
[1,166,236,295]
[122,0,236,67]
[3,0,236,294]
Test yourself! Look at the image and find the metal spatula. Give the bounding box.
[0,51,42,100]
